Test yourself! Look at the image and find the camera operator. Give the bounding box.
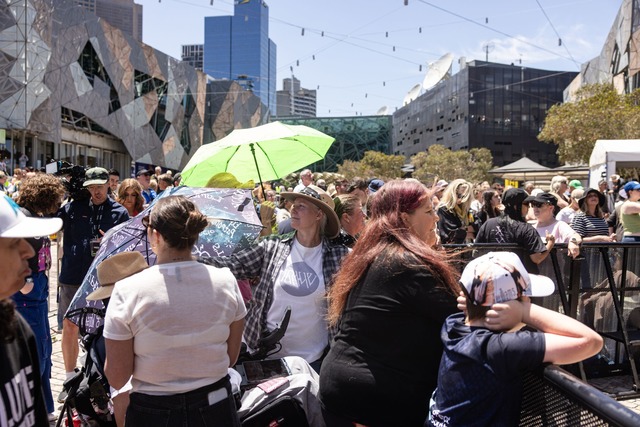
[57,167,129,399]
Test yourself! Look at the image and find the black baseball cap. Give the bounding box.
[524,192,557,207]
[136,169,151,177]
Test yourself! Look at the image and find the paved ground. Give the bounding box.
[45,243,640,425]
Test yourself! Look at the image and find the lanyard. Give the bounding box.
[91,203,104,238]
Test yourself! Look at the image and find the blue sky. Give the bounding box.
[137,0,621,117]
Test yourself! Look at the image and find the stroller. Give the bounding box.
[56,306,116,427]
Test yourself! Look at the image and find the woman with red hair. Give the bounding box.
[319,179,459,426]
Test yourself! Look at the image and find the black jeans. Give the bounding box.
[126,376,241,427]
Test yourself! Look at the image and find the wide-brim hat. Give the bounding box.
[87,252,149,301]
[205,172,254,189]
[83,167,109,187]
[280,185,340,238]
[460,252,555,306]
[0,194,62,238]
[578,188,606,210]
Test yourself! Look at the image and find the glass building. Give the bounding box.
[280,116,392,172]
[204,1,277,114]
[392,60,577,167]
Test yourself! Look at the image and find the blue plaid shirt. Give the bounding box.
[200,232,349,350]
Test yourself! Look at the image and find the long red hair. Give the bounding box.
[327,179,459,326]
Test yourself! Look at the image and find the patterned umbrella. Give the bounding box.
[66,186,262,333]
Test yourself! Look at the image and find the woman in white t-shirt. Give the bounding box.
[528,192,582,310]
[104,196,246,427]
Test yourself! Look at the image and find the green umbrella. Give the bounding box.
[181,121,335,187]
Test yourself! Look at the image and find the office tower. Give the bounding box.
[204,0,277,114]
[182,44,204,71]
[276,77,317,118]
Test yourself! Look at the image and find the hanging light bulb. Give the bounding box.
[301,28,305,36]
[296,60,299,66]
[385,31,388,37]
[419,27,422,33]
[419,64,422,72]
[393,46,396,52]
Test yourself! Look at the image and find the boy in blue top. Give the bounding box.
[428,252,603,427]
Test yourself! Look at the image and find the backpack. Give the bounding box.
[57,308,116,427]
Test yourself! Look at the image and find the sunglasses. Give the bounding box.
[300,186,323,201]
[530,202,550,208]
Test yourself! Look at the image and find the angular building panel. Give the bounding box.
[0,0,267,174]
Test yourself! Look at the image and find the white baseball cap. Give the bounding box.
[460,252,555,306]
[0,194,62,238]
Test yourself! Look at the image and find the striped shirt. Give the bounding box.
[570,212,609,238]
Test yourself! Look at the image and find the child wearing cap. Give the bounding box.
[427,252,603,427]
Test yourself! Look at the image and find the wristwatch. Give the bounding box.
[570,237,581,245]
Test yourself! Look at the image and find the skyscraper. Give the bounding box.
[204,0,277,114]
[182,44,204,71]
[276,77,317,118]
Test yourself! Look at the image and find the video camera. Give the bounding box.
[46,160,89,201]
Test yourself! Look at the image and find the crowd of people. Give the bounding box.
[1,161,639,426]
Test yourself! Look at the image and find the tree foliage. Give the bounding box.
[336,151,405,181]
[410,145,494,184]
[538,84,640,164]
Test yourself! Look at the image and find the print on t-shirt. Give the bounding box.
[279,261,320,297]
[1,365,38,426]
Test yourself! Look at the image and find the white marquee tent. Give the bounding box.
[589,140,640,188]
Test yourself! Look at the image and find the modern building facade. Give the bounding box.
[0,0,268,175]
[392,61,577,167]
[280,116,392,172]
[276,77,317,118]
[204,0,277,114]
[76,0,143,42]
[565,0,640,99]
[181,44,204,71]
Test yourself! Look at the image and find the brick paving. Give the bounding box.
[44,243,640,425]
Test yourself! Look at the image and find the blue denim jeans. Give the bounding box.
[126,376,240,427]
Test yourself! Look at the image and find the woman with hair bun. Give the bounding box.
[104,196,246,427]
[319,179,459,426]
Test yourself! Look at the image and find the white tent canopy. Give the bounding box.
[589,140,640,188]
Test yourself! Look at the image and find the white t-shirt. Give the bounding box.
[533,220,576,243]
[104,261,246,395]
[266,239,327,363]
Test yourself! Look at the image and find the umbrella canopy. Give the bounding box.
[180,121,335,186]
[65,186,262,333]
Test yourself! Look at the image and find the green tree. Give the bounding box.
[538,84,640,164]
[337,151,405,181]
[411,145,494,184]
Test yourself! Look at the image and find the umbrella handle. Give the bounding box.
[250,143,266,198]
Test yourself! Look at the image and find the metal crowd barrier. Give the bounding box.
[519,365,640,426]
[444,242,640,398]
